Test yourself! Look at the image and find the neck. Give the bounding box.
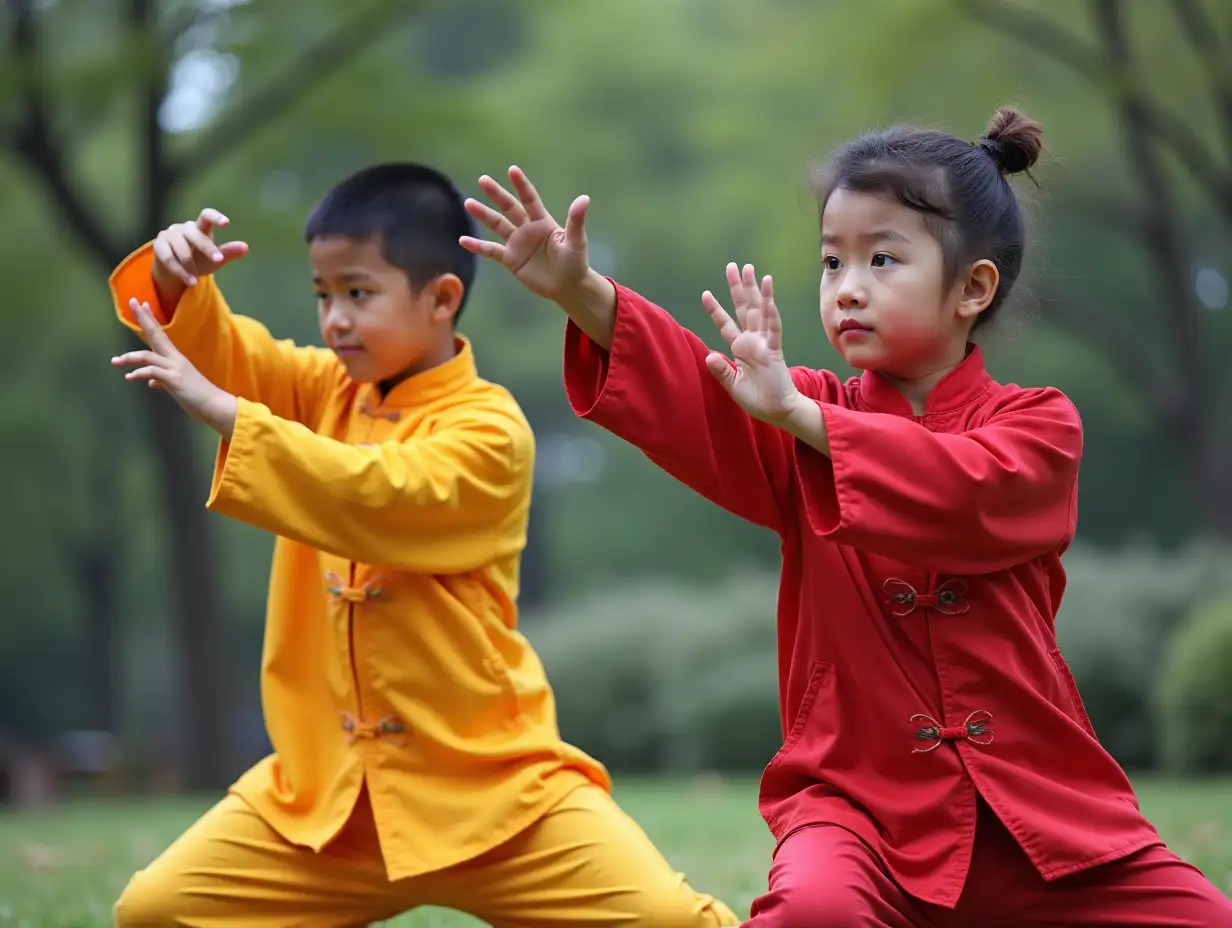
[879,343,971,416]
[378,337,459,397]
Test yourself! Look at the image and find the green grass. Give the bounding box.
[1,776,1229,926]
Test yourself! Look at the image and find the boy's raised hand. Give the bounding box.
[112,299,237,437]
[459,167,591,301]
[152,208,249,302]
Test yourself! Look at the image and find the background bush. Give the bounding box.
[1155,594,1232,775]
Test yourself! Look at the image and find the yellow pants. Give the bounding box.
[113,783,741,927]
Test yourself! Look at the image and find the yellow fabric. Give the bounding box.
[108,244,610,881]
[113,785,741,927]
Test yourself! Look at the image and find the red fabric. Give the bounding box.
[745,797,1231,926]
[563,283,1166,908]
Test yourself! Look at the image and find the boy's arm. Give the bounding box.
[206,396,532,574]
[109,243,340,426]
[786,389,1083,573]
[563,281,802,534]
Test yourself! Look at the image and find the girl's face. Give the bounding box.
[819,188,996,379]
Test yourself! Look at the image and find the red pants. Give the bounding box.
[747,797,1231,927]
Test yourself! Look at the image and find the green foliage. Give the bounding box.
[1051,541,1232,771]
[527,573,782,774]
[1156,595,1232,775]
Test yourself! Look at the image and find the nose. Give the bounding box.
[835,268,868,309]
[322,299,353,331]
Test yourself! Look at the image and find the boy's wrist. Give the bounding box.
[151,263,187,315]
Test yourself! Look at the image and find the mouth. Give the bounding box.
[837,319,874,336]
[332,344,365,357]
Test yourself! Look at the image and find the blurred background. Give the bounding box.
[1,0,1231,920]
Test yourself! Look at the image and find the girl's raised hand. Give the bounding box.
[459,166,592,301]
[702,263,803,426]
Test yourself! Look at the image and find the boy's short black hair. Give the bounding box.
[304,162,478,321]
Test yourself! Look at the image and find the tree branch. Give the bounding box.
[1069,189,1149,242]
[1168,0,1232,157]
[131,0,173,235]
[171,0,421,188]
[955,0,1231,220]
[1093,0,1207,417]
[3,0,124,265]
[1034,296,1188,424]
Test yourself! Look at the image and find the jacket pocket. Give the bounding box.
[764,661,834,775]
[1049,648,1096,738]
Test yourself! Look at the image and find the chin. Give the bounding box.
[337,357,378,383]
[836,345,887,372]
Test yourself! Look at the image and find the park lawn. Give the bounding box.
[1,775,1229,926]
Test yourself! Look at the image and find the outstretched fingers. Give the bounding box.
[458,234,507,262]
[463,198,517,241]
[129,300,178,355]
[740,264,763,334]
[724,262,748,329]
[507,166,552,223]
[477,174,529,226]
[761,274,783,351]
[701,290,743,349]
[563,195,589,250]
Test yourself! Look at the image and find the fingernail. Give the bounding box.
[212,252,223,262]
[188,276,198,286]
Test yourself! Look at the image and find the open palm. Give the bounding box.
[702,263,800,425]
[460,167,591,300]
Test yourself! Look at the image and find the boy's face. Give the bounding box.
[311,235,462,387]
[818,188,984,378]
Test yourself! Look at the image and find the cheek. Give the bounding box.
[360,308,425,352]
[819,279,839,321]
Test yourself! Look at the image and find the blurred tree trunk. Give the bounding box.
[957,0,1232,541]
[2,0,422,789]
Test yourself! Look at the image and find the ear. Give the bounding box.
[955,259,999,323]
[424,274,465,323]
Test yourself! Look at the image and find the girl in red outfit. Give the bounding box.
[460,109,1232,926]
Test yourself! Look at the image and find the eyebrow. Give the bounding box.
[820,228,912,247]
[312,271,379,285]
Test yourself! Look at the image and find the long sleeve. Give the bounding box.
[794,388,1082,573]
[563,282,798,533]
[206,397,532,574]
[108,244,340,427]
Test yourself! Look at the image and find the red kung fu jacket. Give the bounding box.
[561,282,1162,909]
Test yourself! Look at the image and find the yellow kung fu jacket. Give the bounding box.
[109,245,609,880]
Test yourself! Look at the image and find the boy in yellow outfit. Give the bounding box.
[108,162,738,928]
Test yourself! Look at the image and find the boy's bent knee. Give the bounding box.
[112,871,178,927]
[629,889,742,928]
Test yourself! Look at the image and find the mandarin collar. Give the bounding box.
[857,343,992,417]
[359,336,476,410]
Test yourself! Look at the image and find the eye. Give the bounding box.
[349,288,371,301]
[822,255,841,271]
[871,253,897,268]
[314,292,328,304]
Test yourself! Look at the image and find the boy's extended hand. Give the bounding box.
[458,166,592,301]
[152,208,249,306]
[702,263,805,428]
[112,299,237,438]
